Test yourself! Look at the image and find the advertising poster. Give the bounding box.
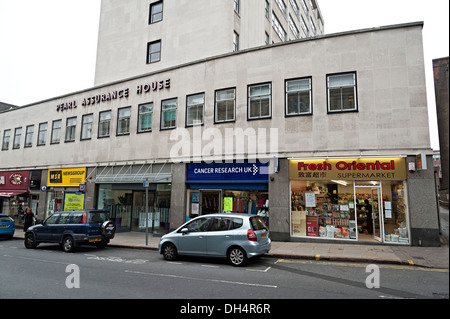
[64,192,85,211]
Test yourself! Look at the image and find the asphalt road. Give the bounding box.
[1,239,448,304]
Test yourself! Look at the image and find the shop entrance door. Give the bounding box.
[200,190,222,215]
[354,182,384,243]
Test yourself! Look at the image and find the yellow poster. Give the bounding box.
[64,193,85,211]
[224,197,233,212]
[47,168,86,187]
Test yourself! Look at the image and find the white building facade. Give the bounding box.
[0,22,440,246]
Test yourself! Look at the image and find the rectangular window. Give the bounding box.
[138,103,153,133]
[272,13,286,41]
[215,88,236,123]
[186,93,205,127]
[327,72,358,113]
[13,127,22,149]
[51,120,62,144]
[37,123,48,146]
[265,0,270,19]
[81,114,94,140]
[25,125,34,148]
[149,1,163,24]
[2,129,11,151]
[117,107,131,135]
[286,78,312,116]
[233,32,239,52]
[147,40,161,64]
[234,0,240,14]
[161,98,177,130]
[65,117,77,142]
[248,83,271,120]
[99,111,111,138]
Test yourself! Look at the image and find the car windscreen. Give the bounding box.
[250,216,268,231]
[0,216,12,222]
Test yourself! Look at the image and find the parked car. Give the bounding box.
[0,214,15,240]
[159,213,271,267]
[24,210,116,252]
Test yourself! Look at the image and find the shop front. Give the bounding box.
[289,158,410,244]
[0,170,31,225]
[185,161,270,226]
[46,168,87,218]
[95,163,172,233]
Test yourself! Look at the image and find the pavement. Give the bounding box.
[13,228,449,270]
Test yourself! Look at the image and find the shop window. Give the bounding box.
[51,120,62,144]
[215,88,236,123]
[138,103,154,133]
[98,110,112,138]
[149,1,163,24]
[147,40,161,64]
[81,114,93,140]
[65,117,77,142]
[37,123,48,146]
[2,129,11,151]
[25,125,34,148]
[285,77,312,116]
[117,107,131,136]
[248,83,271,120]
[186,93,204,127]
[161,98,177,130]
[327,72,358,113]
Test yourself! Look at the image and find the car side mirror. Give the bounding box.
[181,228,189,234]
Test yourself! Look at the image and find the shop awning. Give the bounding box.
[0,190,29,198]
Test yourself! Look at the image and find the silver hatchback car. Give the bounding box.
[159,213,271,267]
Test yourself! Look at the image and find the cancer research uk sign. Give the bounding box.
[187,162,269,181]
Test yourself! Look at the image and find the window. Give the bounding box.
[81,114,93,140]
[276,0,287,18]
[286,78,312,116]
[265,0,270,19]
[265,32,270,45]
[37,123,47,146]
[98,111,111,138]
[65,117,77,142]
[183,217,212,233]
[211,217,231,232]
[1,129,11,151]
[149,1,163,24]
[233,31,239,52]
[248,83,271,120]
[138,103,153,133]
[161,98,177,130]
[117,107,131,135]
[186,93,205,126]
[272,13,286,41]
[215,88,236,123]
[25,125,34,148]
[234,0,240,14]
[51,120,62,144]
[147,40,161,64]
[289,15,300,39]
[13,127,22,149]
[327,72,358,113]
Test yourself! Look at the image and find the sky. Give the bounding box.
[0,0,448,150]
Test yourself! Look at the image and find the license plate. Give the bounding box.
[0,225,7,228]
[261,233,267,239]
[89,238,102,243]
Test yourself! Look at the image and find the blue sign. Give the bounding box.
[187,162,269,181]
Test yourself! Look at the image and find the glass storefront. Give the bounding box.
[289,158,410,244]
[97,184,171,233]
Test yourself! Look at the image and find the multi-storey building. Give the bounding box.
[94,0,324,85]
[0,19,441,246]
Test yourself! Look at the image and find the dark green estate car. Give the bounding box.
[24,210,116,252]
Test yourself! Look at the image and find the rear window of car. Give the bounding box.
[231,218,243,230]
[0,216,12,222]
[87,212,110,223]
[250,216,268,231]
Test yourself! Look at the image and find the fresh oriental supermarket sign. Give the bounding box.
[289,158,407,181]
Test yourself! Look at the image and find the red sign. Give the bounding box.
[0,171,30,191]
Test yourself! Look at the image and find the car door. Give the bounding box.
[177,217,212,256]
[52,213,71,242]
[207,217,232,257]
[34,214,60,242]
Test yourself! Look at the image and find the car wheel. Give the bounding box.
[62,236,76,253]
[24,233,38,249]
[162,243,177,261]
[228,247,247,267]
